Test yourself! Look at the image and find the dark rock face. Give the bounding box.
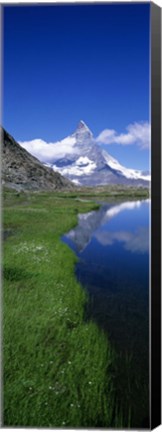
[1,127,74,191]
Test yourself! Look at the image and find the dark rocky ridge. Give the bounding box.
[1,127,74,191]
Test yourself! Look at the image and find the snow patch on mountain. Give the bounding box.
[53,156,96,177]
[103,151,151,181]
[76,156,92,166]
[72,179,82,186]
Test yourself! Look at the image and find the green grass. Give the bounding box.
[3,190,118,427]
[3,188,149,427]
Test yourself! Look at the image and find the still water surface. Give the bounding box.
[62,199,150,426]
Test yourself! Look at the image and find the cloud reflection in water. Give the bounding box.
[95,226,149,253]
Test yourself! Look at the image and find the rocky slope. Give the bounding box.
[1,127,73,191]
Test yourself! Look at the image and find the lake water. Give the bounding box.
[62,199,150,427]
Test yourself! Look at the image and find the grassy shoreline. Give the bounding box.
[3,188,149,427]
[3,189,117,427]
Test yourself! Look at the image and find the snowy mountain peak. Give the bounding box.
[18,120,150,187]
[73,120,93,145]
[77,120,91,131]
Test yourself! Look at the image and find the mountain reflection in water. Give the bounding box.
[62,199,150,426]
[62,200,149,349]
[62,199,149,349]
[63,200,149,254]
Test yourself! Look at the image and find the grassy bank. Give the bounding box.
[52,184,150,200]
[3,189,118,427]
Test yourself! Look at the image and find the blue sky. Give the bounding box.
[3,3,150,170]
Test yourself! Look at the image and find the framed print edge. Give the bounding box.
[151,2,161,429]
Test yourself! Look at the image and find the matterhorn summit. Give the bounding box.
[72,120,94,146]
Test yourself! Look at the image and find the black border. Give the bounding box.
[151,2,161,429]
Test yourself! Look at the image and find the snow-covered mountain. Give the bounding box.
[21,120,151,187]
[46,120,150,186]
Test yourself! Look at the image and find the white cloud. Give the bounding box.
[19,136,78,163]
[96,121,151,149]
